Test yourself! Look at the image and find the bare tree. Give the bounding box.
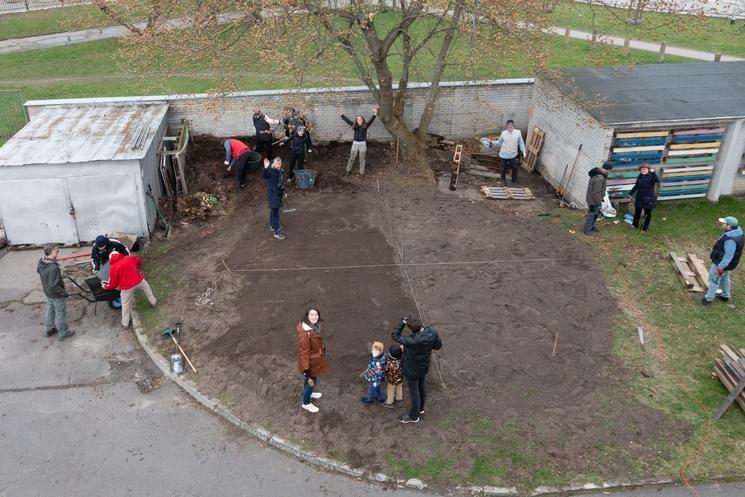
[97,0,554,166]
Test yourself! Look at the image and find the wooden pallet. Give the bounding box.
[449,144,464,191]
[712,344,745,417]
[522,126,545,173]
[670,252,711,293]
[481,186,535,200]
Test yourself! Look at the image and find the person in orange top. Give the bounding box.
[296,307,328,413]
[102,251,157,328]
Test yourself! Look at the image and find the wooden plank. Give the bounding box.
[667,148,720,157]
[687,253,710,290]
[669,142,721,150]
[665,156,718,164]
[660,180,710,187]
[612,145,665,153]
[616,131,669,138]
[469,169,501,179]
[714,362,745,412]
[614,138,667,146]
[661,165,714,173]
[449,143,464,191]
[673,128,725,136]
[658,193,707,201]
[670,252,694,289]
[671,135,723,143]
[714,372,745,419]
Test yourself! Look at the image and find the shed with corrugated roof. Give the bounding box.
[0,103,168,245]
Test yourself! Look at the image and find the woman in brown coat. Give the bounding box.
[297,307,328,413]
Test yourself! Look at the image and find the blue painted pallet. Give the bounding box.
[610,152,664,160]
[661,175,712,182]
[614,138,668,146]
[670,134,722,143]
[660,189,709,196]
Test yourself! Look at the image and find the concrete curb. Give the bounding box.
[130,311,740,497]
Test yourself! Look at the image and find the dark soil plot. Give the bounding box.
[145,138,690,488]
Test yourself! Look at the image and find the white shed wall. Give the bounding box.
[0,160,147,245]
[25,80,536,142]
[528,78,614,208]
[138,118,168,232]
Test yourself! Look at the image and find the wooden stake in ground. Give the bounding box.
[638,325,645,348]
[552,331,559,357]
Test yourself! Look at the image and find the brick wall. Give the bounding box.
[528,77,614,208]
[25,80,534,142]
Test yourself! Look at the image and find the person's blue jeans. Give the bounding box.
[704,263,731,301]
[46,297,70,338]
[302,376,317,405]
[364,382,384,402]
[500,156,518,183]
[269,208,282,234]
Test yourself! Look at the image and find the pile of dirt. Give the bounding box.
[144,137,690,488]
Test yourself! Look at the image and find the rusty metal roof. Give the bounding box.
[0,103,168,167]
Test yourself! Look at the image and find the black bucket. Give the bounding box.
[245,151,263,173]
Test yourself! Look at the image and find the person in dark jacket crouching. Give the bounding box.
[392,316,442,424]
[91,235,129,274]
[583,162,612,235]
[262,157,286,240]
[280,126,313,183]
[629,163,660,231]
[37,244,75,341]
[702,216,744,305]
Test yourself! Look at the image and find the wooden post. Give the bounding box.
[623,36,630,56]
[714,53,722,62]
[591,30,597,48]
[658,41,666,62]
[564,27,570,44]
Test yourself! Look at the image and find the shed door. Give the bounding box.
[66,173,144,243]
[0,179,78,245]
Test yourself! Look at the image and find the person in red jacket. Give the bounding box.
[102,251,157,328]
[220,137,253,192]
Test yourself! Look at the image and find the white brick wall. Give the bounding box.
[528,77,613,208]
[25,80,534,142]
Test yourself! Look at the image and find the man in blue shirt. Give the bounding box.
[703,216,744,304]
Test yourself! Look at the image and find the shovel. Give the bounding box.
[283,193,296,213]
[161,322,197,373]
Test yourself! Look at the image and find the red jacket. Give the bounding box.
[230,139,251,158]
[103,252,144,291]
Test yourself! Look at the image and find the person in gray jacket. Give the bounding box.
[583,162,613,235]
[36,244,75,341]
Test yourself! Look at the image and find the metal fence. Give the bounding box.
[0,0,90,14]
[0,90,28,146]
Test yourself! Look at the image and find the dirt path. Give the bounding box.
[144,138,689,488]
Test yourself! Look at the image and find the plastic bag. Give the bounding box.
[600,192,617,218]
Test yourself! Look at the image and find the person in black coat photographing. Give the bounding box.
[629,163,660,231]
[392,316,443,424]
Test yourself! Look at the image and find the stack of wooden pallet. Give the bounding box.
[669,252,712,293]
[481,186,535,200]
[712,344,745,415]
[468,153,502,179]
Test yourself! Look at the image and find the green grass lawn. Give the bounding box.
[0,5,118,41]
[550,198,745,483]
[0,34,692,101]
[550,2,745,57]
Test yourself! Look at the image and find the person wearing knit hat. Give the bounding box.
[90,235,129,274]
[361,341,387,404]
[703,216,744,304]
[628,163,660,231]
[583,162,613,235]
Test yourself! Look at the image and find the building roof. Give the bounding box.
[543,61,745,126]
[0,103,169,167]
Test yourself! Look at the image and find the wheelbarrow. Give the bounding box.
[64,275,122,312]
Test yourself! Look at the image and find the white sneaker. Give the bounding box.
[311,392,322,400]
[301,403,319,413]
